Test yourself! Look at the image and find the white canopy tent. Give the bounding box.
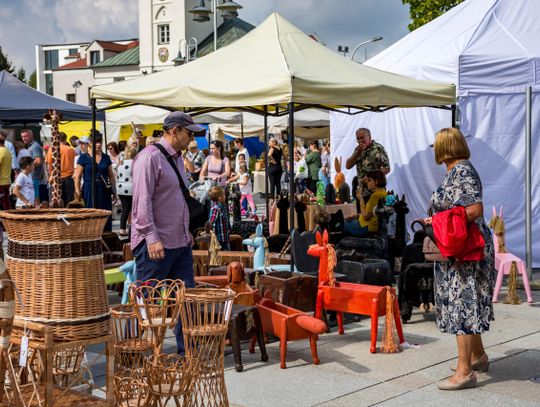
[331,0,540,266]
[105,105,330,142]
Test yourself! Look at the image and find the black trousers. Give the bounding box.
[119,194,133,230]
[308,178,318,193]
[61,176,75,204]
[268,168,282,198]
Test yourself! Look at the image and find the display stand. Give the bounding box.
[181,288,235,407]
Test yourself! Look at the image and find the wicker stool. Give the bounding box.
[181,288,235,407]
[114,368,148,407]
[144,353,199,407]
[111,305,153,371]
[129,279,185,355]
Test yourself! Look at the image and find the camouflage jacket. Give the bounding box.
[355,140,390,179]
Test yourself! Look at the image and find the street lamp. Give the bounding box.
[337,45,349,57]
[189,0,242,52]
[350,36,383,62]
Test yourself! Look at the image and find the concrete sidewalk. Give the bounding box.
[222,283,540,407]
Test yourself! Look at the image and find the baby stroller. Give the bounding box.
[397,220,435,323]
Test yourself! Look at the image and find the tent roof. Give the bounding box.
[366,0,540,94]
[0,71,102,123]
[91,13,455,114]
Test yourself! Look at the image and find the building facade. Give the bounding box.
[35,0,236,106]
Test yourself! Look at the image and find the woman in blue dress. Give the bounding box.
[74,133,117,231]
[427,128,495,391]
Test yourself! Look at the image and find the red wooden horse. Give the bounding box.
[308,230,405,353]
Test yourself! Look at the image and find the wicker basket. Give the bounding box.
[181,288,234,407]
[0,209,111,341]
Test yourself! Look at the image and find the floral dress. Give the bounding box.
[430,160,495,335]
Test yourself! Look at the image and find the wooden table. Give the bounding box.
[272,202,357,234]
[192,250,290,276]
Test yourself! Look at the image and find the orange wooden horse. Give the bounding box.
[308,230,405,353]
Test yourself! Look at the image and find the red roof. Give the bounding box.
[95,40,130,53]
[56,58,88,70]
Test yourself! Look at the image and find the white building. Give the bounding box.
[35,0,251,106]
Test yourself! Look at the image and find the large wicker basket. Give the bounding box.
[0,209,111,341]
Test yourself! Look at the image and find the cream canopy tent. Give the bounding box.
[91,13,454,112]
[90,12,455,239]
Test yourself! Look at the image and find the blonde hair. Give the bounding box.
[209,186,225,202]
[124,146,137,160]
[433,127,470,165]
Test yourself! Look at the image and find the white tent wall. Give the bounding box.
[331,107,449,232]
[331,0,540,264]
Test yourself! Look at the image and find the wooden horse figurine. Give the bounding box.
[308,229,405,353]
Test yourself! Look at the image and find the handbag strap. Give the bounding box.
[153,143,190,199]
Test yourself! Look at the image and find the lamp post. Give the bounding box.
[337,45,349,57]
[350,36,383,62]
[189,0,242,52]
[72,80,82,103]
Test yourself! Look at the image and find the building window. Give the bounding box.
[90,51,101,65]
[158,24,170,44]
[68,48,78,56]
[44,50,59,70]
[66,93,76,103]
[113,77,125,82]
[45,74,54,95]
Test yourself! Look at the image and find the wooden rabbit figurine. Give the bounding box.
[334,157,345,190]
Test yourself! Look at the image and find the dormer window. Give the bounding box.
[158,24,170,44]
[90,51,101,65]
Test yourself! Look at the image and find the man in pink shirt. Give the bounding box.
[131,111,204,354]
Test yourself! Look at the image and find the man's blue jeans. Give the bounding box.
[133,241,195,354]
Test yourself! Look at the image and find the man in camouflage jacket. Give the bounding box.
[346,128,389,201]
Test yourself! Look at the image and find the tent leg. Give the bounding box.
[91,98,97,209]
[103,118,108,146]
[525,87,532,278]
[451,104,457,127]
[288,103,295,273]
[264,106,269,222]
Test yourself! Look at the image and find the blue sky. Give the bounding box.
[0,0,411,74]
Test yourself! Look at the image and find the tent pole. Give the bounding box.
[91,98,97,208]
[264,106,269,221]
[103,119,108,146]
[525,87,532,278]
[451,104,457,127]
[288,102,295,272]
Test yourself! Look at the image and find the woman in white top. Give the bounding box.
[237,164,256,216]
[293,149,308,193]
[116,146,137,236]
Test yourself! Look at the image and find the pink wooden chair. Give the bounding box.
[491,207,533,303]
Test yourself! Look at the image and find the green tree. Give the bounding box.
[28,70,37,89]
[0,47,15,73]
[403,0,465,31]
[16,67,26,83]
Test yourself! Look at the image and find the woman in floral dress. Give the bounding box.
[427,128,495,391]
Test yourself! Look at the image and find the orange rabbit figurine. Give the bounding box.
[334,156,345,190]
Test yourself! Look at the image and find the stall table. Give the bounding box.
[252,171,266,195]
[192,250,290,276]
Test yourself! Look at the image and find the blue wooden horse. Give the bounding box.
[242,223,292,272]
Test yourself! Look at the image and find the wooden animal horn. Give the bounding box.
[322,229,329,244]
[492,206,497,217]
[334,157,341,173]
[315,231,322,246]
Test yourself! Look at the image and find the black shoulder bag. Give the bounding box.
[153,143,205,228]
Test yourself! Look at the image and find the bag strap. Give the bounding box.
[153,143,189,199]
